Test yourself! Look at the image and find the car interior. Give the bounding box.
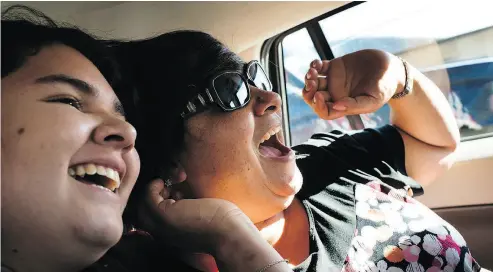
[4,0,492,268]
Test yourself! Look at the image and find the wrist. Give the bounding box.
[213,220,285,271]
[213,217,261,260]
[390,55,413,99]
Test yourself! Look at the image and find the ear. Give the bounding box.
[168,160,187,183]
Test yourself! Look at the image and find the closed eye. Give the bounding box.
[45,96,83,110]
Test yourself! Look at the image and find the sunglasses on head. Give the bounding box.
[181,60,273,119]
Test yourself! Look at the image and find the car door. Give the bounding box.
[260,1,493,268]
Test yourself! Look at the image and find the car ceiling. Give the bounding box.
[3,1,348,53]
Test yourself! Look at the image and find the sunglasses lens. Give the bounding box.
[248,62,272,91]
[213,73,249,109]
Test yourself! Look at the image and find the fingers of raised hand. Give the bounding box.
[332,96,379,116]
[303,68,329,104]
[146,179,176,217]
[303,69,317,102]
[311,59,331,74]
[312,91,333,120]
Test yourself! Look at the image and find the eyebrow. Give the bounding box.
[35,74,126,117]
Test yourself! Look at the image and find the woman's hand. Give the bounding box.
[138,179,292,272]
[302,49,406,120]
[139,178,254,255]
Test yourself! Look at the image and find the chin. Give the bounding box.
[281,194,296,210]
[290,166,304,193]
[75,212,123,249]
[270,166,304,198]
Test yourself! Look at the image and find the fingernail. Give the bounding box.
[311,61,317,68]
[333,104,347,111]
[313,95,317,104]
[305,84,311,92]
[306,73,311,79]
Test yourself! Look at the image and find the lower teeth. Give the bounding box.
[90,183,113,193]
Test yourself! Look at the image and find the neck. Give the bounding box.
[1,259,67,272]
[255,197,310,265]
[182,198,310,272]
[255,207,286,245]
[1,249,87,272]
[182,198,310,271]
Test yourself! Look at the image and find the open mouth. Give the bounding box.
[68,164,121,193]
[258,126,293,158]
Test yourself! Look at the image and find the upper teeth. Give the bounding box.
[259,126,281,145]
[68,163,121,190]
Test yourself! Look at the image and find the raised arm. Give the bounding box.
[302,49,459,186]
[387,54,459,185]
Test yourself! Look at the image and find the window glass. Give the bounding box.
[282,28,352,146]
[319,1,493,139]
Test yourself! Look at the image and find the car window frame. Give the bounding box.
[261,1,365,147]
[261,0,493,146]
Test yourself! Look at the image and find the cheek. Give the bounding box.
[27,119,92,159]
[183,139,223,179]
[183,120,258,196]
[1,106,98,233]
[2,106,95,181]
[187,117,253,168]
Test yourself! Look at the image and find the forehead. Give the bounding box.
[5,44,115,99]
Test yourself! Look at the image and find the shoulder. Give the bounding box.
[294,125,423,198]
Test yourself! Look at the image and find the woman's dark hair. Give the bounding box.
[1,5,120,88]
[110,31,244,225]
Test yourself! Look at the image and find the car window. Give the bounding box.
[279,1,493,145]
[282,28,352,146]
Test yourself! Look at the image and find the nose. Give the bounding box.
[92,116,137,153]
[251,87,282,116]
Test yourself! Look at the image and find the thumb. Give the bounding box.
[332,95,377,115]
[147,179,176,214]
[147,178,165,204]
[138,179,168,232]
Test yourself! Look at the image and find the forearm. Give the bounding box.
[388,56,460,150]
[214,223,290,272]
